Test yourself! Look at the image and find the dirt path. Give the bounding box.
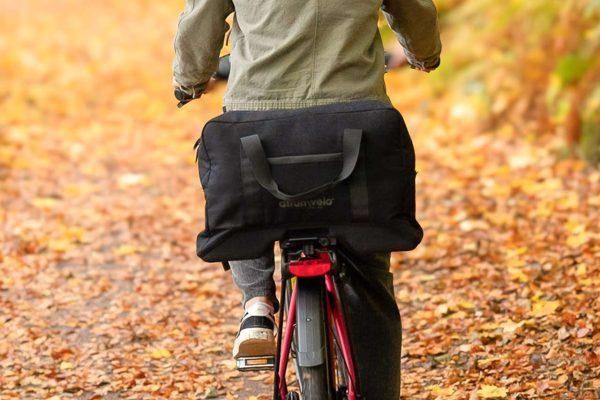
[1,2,598,399]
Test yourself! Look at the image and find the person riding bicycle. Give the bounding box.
[173,0,440,397]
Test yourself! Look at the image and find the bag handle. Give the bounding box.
[240,128,362,201]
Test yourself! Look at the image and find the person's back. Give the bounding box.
[173,0,441,110]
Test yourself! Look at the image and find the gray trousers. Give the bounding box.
[229,252,279,312]
[229,248,402,399]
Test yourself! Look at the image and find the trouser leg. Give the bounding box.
[337,248,401,400]
[229,250,280,312]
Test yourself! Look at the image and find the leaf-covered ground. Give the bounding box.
[1,1,598,399]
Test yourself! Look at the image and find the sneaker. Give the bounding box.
[232,302,276,359]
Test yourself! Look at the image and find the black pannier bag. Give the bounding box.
[195,101,423,262]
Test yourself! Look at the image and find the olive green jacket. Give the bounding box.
[173,0,441,111]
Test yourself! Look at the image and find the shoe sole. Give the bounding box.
[233,328,276,359]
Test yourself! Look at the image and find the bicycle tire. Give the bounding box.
[285,279,331,400]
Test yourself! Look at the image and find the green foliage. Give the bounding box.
[555,55,593,87]
[580,85,600,163]
[390,0,600,164]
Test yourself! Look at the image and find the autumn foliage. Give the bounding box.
[0,1,598,399]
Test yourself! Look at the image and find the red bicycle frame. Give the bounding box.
[277,251,357,400]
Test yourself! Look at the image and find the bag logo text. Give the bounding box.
[279,197,335,209]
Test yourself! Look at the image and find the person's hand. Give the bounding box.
[173,77,217,107]
[410,58,440,74]
[387,46,439,73]
[387,48,409,70]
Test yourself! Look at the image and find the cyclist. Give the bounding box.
[173,0,440,397]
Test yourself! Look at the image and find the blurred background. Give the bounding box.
[0,1,598,399]
[2,0,599,164]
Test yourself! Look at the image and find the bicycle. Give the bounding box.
[236,233,358,400]
[178,54,407,399]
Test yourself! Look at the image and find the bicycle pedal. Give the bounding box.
[236,356,275,371]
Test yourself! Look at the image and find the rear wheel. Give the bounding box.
[285,278,331,399]
[286,392,300,400]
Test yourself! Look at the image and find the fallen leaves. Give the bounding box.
[149,348,172,360]
[530,300,561,318]
[477,385,507,399]
[1,1,599,399]
[428,384,455,396]
[114,244,145,256]
[31,197,61,209]
[60,361,75,370]
[118,173,149,188]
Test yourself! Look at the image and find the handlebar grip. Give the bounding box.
[384,52,391,69]
[214,55,231,80]
[175,88,195,108]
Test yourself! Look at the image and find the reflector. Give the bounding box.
[289,252,332,277]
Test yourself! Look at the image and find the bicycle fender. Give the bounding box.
[295,278,327,367]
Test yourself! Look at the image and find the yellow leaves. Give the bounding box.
[435,299,477,317]
[449,101,478,123]
[220,359,238,370]
[47,238,76,253]
[457,300,476,310]
[59,361,74,370]
[428,384,455,396]
[520,178,562,196]
[436,303,452,317]
[62,226,87,242]
[566,232,588,248]
[509,268,529,283]
[531,300,560,317]
[63,182,98,197]
[46,226,88,253]
[149,384,161,392]
[477,384,507,399]
[500,320,524,334]
[31,197,60,209]
[0,146,16,168]
[114,244,145,256]
[556,192,581,211]
[476,357,501,369]
[565,218,589,248]
[575,263,587,277]
[506,257,529,282]
[479,322,500,331]
[118,173,149,188]
[149,348,171,359]
[506,258,525,268]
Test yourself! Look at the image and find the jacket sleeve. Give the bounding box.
[173,0,234,88]
[381,0,442,70]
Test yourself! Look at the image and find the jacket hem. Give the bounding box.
[224,95,391,111]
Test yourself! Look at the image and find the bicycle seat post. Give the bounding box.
[302,243,315,257]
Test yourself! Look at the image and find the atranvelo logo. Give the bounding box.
[278,196,334,209]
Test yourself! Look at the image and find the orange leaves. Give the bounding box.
[0,1,598,399]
